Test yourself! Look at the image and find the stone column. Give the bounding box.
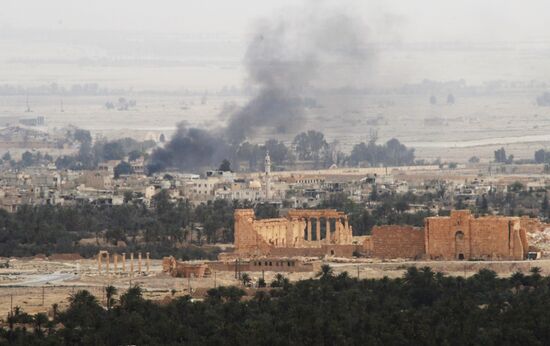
[343,218,349,244]
[316,218,321,245]
[138,252,142,273]
[122,253,126,273]
[326,218,331,244]
[146,252,150,273]
[306,218,312,242]
[97,253,101,273]
[335,220,342,243]
[106,253,110,274]
[130,253,134,277]
[113,254,118,273]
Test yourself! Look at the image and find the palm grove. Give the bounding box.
[4,266,550,345]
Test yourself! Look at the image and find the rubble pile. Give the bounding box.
[528,228,550,253]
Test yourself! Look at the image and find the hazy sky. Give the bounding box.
[1,0,549,89]
[2,0,549,41]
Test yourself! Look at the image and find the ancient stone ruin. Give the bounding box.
[162,256,211,278]
[370,210,531,260]
[97,250,150,276]
[424,210,528,260]
[233,209,535,261]
[233,209,364,258]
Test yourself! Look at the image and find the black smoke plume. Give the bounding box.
[149,5,373,173]
[147,124,231,173]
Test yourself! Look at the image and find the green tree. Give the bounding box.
[317,264,334,279]
[542,194,549,216]
[21,151,34,167]
[105,285,118,310]
[469,156,480,164]
[257,277,266,288]
[293,130,328,161]
[33,313,48,335]
[241,273,251,286]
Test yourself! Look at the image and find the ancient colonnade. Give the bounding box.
[288,209,351,245]
[97,250,151,275]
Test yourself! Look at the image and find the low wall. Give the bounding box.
[372,226,425,259]
[269,244,360,258]
[209,259,319,273]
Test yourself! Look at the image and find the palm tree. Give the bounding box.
[529,267,542,286]
[69,290,98,306]
[337,271,350,280]
[241,273,251,287]
[120,285,143,311]
[530,267,542,275]
[257,277,266,288]
[270,273,286,288]
[33,313,48,335]
[105,285,118,310]
[510,271,525,292]
[317,264,334,279]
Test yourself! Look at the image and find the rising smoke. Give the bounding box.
[148,124,232,173]
[149,4,374,173]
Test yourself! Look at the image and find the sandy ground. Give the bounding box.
[1,257,549,317]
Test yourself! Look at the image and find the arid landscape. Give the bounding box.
[3,1,550,344]
[3,256,550,317]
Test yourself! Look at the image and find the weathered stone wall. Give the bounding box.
[269,244,360,258]
[425,210,527,260]
[469,218,517,260]
[371,226,425,259]
[208,259,320,273]
[425,210,472,260]
[234,209,273,256]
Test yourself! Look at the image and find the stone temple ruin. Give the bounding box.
[233,209,538,261]
[370,210,531,260]
[233,209,365,258]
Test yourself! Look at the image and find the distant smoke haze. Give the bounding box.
[225,7,373,142]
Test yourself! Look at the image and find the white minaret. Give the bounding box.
[264,150,271,200]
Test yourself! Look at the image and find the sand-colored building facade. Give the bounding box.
[424,210,528,260]
[233,209,359,258]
